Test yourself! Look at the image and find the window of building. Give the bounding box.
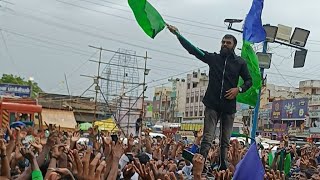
[199,110,203,116]
[195,96,199,102]
[193,82,198,88]
[200,96,204,101]
[187,83,190,89]
[190,111,193,117]
[185,112,188,117]
[186,98,189,103]
[193,72,198,78]
[195,111,198,117]
[191,97,194,103]
[203,81,206,86]
[312,88,317,94]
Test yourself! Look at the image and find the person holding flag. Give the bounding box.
[167,25,253,171]
[128,0,264,176]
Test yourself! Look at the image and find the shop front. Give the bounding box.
[271,98,308,129]
[262,123,287,140]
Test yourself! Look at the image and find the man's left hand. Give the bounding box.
[225,88,239,100]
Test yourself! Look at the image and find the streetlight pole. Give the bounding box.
[251,41,267,139]
[225,20,310,140]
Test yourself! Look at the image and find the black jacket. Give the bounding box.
[178,36,253,114]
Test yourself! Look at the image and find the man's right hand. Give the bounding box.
[167,24,179,35]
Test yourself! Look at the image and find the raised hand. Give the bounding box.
[20,148,35,161]
[71,132,80,142]
[264,169,285,180]
[166,24,179,35]
[51,144,67,159]
[70,150,106,180]
[153,144,162,161]
[192,154,205,179]
[111,140,124,160]
[122,164,136,180]
[214,169,233,180]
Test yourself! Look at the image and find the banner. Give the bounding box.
[0,83,31,97]
[271,98,308,120]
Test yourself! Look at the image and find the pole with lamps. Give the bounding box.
[224,19,310,138]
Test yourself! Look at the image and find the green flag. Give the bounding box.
[268,151,274,167]
[128,0,166,38]
[284,153,291,176]
[237,41,262,106]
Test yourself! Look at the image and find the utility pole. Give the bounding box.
[93,48,102,124]
[159,85,164,122]
[140,51,148,136]
[164,95,168,121]
[251,41,267,138]
[127,97,131,135]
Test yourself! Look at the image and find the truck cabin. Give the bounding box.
[0,101,42,129]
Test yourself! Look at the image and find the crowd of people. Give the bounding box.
[0,123,320,180]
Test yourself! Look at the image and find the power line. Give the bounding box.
[74,0,229,32]
[1,28,93,56]
[269,63,304,88]
[56,0,234,35]
[74,0,320,45]
[0,30,17,67]
[6,35,93,57]
[0,30,207,93]
[0,0,14,5]
[147,65,207,84]
[0,11,199,61]
[94,0,226,29]
[0,30,23,85]
[2,6,223,54]
[2,8,212,69]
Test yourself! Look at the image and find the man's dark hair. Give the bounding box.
[223,34,237,47]
[137,153,150,165]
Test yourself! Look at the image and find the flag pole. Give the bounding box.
[250,41,267,139]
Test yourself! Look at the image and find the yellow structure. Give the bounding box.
[94,118,119,132]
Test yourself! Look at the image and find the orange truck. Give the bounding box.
[0,97,43,130]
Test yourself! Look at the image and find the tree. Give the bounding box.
[0,74,43,98]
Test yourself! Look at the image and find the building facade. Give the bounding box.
[152,87,172,122]
[184,70,208,121]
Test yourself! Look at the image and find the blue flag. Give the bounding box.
[237,0,265,106]
[233,143,265,180]
[243,0,266,43]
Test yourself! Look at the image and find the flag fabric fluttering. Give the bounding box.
[233,143,265,180]
[268,151,274,167]
[243,0,266,43]
[128,0,166,39]
[284,153,292,176]
[236,0,266,106]
[237,40,262,106]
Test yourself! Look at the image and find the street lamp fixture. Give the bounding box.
[144,69,151,75]
[263,25,278,43]
[294,49,308,68]
[290,27,310,47]
[275,24,292,42]
[256,52,272,69]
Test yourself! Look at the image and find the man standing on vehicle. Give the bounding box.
[167,24,253,170]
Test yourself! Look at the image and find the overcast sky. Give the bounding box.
[0,0,320,100]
